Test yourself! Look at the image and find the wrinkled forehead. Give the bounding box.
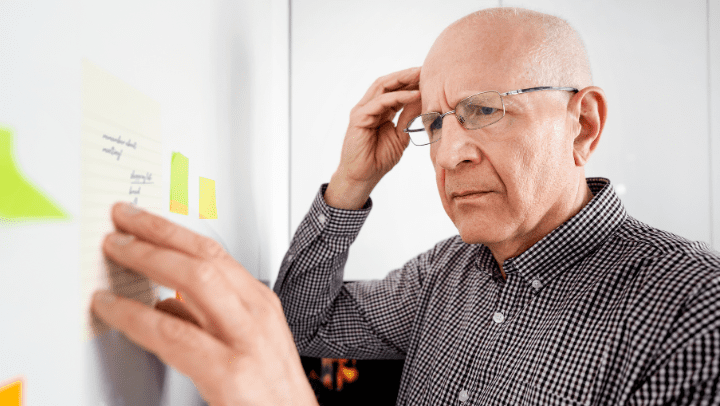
[419,20,540,109]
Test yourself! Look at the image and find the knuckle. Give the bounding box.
[195,234,225,259]
[263,288,283,312]
[372,76,387,91]
[122,305,147,330]
[158,314,192,345]
[194,261,220,286]
[255,287,286,321]
[147,215,177,244]
[136,243,162,267]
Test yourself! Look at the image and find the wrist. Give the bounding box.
[324,173,375,210]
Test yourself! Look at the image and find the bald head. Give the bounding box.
[425,7,592,91]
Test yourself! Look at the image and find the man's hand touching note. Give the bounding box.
[325,67,422,210]
[91,202,318,406]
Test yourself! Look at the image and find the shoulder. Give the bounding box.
[606,215,720,329]
[613,215,720,273]
[617,216,716,257]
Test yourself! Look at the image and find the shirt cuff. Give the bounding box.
[307,183,372,236]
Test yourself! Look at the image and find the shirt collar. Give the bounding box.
[476,178,627,286]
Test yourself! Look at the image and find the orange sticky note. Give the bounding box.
[0,379,22,406]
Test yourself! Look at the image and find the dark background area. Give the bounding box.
[300,357,405,406]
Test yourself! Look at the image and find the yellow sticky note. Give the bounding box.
[199,177,217,219]
[170,152,189,215]
[0,379,22,406]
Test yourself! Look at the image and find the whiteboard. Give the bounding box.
[0,0,288,404]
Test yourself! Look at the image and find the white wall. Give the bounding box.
[289,1,720,282]
[710,0,720,259]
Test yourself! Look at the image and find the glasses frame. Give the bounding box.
[403,86,579,146]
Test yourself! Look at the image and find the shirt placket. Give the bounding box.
[459,260,532,405]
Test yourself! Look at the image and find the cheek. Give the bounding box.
[514,121,572,203]
[435,165,453,217]
[431,152,454,221]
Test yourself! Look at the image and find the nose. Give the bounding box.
[432,112,482,170]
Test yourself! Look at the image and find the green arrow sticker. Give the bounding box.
[0,126,68,223]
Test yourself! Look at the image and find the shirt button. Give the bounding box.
[458,389,469,402]
[493,312,505,324]
[531,279,542,289]
[317,214,327,225]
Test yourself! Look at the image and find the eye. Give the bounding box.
[467,104,498,116]
[429,116,443,131]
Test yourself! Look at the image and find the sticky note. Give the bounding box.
[170,152,189,215]
[81,60,162,340]
[199,177,217,219]
[0,126,68,222]
[0,379,21,406]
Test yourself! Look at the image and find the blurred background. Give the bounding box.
[1,0,718,404]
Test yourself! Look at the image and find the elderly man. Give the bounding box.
[91,7,719,406]
[273,7,720,405]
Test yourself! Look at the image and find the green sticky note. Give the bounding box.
[0,126,68,223]
[170,152,189,215]
[199,177,217,219]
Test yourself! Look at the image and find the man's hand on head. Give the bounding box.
[324,67,422,210]
[91,202,318,406]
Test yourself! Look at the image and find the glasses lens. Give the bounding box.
[456,91,504,130]
[406,113,441,146]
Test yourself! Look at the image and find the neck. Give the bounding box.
[492,178,594,278]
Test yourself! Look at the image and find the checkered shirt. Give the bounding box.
[273,178,720,405]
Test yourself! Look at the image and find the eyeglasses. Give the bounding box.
[403,86,578,146]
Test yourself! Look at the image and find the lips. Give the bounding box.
[450,190,490,199]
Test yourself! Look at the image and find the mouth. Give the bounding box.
[451,190,491,201]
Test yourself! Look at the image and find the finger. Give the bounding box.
[397,98,423,133]
[111,202,229,262]
[352,90,420,129]
[357,67,421,106]
[156,298,202,328]
[91,290,234,391]
[103,232,252,342]
[110,201,258,296]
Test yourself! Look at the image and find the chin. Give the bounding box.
[455,220,512,245]
[455,223,507,246]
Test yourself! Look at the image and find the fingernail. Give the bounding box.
[94,290,116,304]
[112,232,134,245]
[123,202,142,216]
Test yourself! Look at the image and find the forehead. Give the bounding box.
[420,20,538,108]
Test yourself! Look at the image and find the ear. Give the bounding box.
[569,86,607,166]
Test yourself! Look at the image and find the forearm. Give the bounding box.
[273,184,421,360]
[273,184,371,353]
[324,172,376,210]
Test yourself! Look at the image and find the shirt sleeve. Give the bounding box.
[273,184,428,360]
[626,269,720,405]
